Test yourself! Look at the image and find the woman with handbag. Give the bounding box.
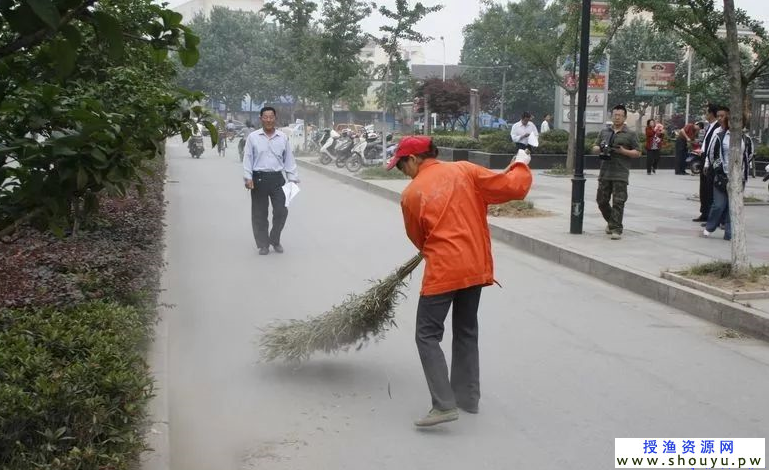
[702,106,748,241]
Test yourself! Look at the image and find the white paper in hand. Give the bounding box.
[528,133,539,148]
[282,181,300,207]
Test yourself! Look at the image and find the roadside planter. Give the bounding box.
[437,146,470,162]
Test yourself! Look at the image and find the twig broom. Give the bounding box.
[259,253,423,363]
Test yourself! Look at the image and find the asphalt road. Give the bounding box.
[160,138,769,470]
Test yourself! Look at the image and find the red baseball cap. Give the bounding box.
[386,135,433,170]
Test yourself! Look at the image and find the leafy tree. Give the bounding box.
[311,0,372,126]
[417,77,492,131]
[371,0,443,119]
[177,7,271,116]
[263,0,319,119]
[460,3,554,122]
[0,0,211,235]
[474,0,629,170]
[627,0,769,275]
[607,18,682,131]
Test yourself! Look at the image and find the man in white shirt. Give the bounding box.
[540,114,552,134]
[243,107,300,255]
[510,111,539,152]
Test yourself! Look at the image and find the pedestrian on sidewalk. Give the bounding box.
[674,121,696,175]
[243,106,299,255]
[217,130,227,157]
[645,119,663,175]
[510,111,539,152]
[540,114,552,134]
[593,104,642,240]
[702,106,748,241]
[693,104,720,223]
[387,136,532,427]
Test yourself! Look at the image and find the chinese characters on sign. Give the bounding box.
[635,61,676,96]
[642,440,734,455]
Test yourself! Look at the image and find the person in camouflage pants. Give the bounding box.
[592,105,641,240]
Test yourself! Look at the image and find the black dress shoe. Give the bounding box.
[258,247,269,255]
[272,244,284,253]
[692,216,707,222]
[457,403,479,414]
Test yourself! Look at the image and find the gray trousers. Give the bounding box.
[250,171,287,248]
[416,285,482,411]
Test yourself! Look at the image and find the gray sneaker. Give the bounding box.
[414,408,459,427]
[605,225,612,235]
[610,232,622,240]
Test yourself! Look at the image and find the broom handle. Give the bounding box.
[396,253,423,278]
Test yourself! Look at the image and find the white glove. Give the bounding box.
[513,149,531,166]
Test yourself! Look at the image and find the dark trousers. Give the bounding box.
[699,169,714,217]
[675,139,688,174]
[250,171,288,248]
[646,149,660,173]
[596,179,628,234]
[515,143,532,152]
[416,285,482,411]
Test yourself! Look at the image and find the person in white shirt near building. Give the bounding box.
[510,111,539,152]
[540,114,552,134]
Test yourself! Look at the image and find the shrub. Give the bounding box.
[756,145,769,158]
[0,301,154,470]
[432,136,481,149]
[535,142,568,154]
[540,128,569,143]
[0,161,166,310]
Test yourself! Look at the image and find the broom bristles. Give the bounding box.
[259,254,423,363]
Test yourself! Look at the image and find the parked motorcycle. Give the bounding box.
[188,135,204,159]
[686,151,703,175]
[333,130,357,168]
[318,129,338,165]
[346,133,395,173]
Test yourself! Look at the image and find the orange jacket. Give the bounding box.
[400,159,532,296]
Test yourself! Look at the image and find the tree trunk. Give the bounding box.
[723,0,750,276]
[566,91,577,171]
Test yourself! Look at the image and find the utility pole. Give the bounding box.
[500,68,507,120]
[440,36,446,82]
[685,45,693,123]
[382,66,389,165]
[569,0,592,234]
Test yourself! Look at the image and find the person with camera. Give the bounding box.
[592,104,641,240]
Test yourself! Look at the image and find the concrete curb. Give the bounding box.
[298,159,769,342]
[660,271,769,302]
[140,206,172,470]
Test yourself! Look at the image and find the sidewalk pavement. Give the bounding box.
[297,157,769,342]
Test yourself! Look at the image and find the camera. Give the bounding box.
[599,140,612,160]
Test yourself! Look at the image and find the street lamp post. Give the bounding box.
[570,0,592,234]
[684,45,693,123]
[440,36,446,82]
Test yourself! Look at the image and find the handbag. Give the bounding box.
[714,167,728,191]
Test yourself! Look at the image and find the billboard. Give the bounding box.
[635,61,676,96]
[590,1,611,37]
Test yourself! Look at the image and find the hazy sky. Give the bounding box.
[360,0,769,65]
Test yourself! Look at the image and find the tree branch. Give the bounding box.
[0,0,97,58]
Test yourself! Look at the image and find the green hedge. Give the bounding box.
[0,302,153,470]
[756,144,769,158]
[432,135,481,149]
